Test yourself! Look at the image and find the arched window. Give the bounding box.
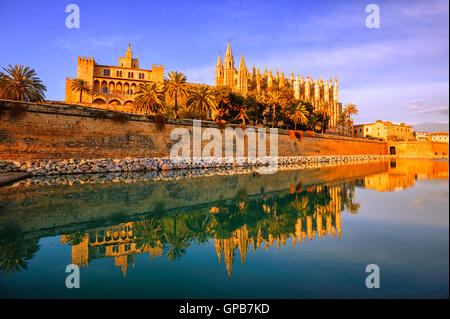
[109,82,115,94]
[389,146,396,155]
[116,82,122,95]
[93,80,100,92]
[101,80,108,94]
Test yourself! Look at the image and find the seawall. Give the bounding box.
[1,99,387,160]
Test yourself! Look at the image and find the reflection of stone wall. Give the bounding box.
[0,100,387,160]
[0,161,388,240]
[364,159,449,191]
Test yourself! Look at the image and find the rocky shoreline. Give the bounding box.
[0,155,394,177]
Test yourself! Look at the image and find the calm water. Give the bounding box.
[0,159,448,298]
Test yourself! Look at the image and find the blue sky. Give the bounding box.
[0,0,448,132]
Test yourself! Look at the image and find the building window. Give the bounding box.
[102,87,108,94]
[128,72,134,78]
[116,70,122,77]
[139,73,145,79]
[103,69,110,76]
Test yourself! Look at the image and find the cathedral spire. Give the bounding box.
[224,41,234,69]
[225,41,233,59]
[239,53,246,69]
[217,53,223,67]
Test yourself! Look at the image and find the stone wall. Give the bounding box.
[0,100,387,160]
[388,141,449,158]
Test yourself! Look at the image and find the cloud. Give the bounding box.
[410,121,449,133]
[414,107,449,115]
[407,99,449,116]
[407,99,426,111]
[393,0,449,21]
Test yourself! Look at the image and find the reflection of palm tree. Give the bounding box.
[185,213,216,245]
[0,239,40,276]
[346,202,361,214]
[343,187,360,214]
[133,218,164,250]
[165,214,190,261]
[66,231,86,246]
[289,196,310,218]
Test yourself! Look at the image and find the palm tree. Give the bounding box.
[337,112,350,135]
[0,64,46,102]
[163,71,189,118]
[186,85,217,121]
[315,112,330,134]
[71,79,91,103]
[214,86,231,109]
[234,108,250,125]
[289,101,310,130]
[134,82,165,115]
[343,103,359,119]
[265,89,286,127]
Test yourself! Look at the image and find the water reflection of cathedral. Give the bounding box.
[215,213,342,277]
[61,223,163,277]
[61,185,344,277]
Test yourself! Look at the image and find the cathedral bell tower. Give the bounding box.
[215,53,224,86]
[223,41,236,87]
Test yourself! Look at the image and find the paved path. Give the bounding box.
[0,172,31,187]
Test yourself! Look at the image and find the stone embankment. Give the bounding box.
[0,155,394,176]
